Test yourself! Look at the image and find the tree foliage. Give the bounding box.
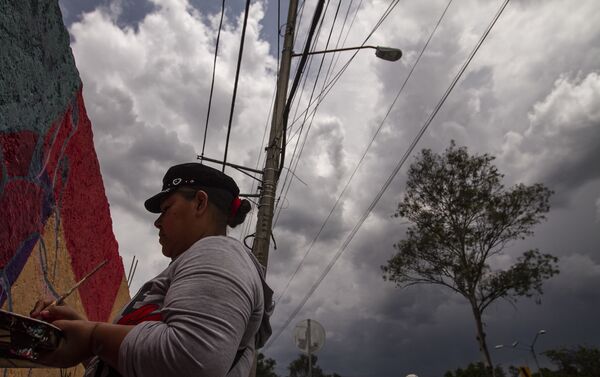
[541,345,600,377]
[444,362,506,377]
[257,352,279,377]
[287,354,340,377]
[382,142,559,374]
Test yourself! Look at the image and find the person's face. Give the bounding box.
[153,191,203,258]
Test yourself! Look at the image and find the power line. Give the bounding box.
[240,0,284,241]
[277,0,453,302]
[286,0,359,145]
[275,0,353,218]
[327,0,363,86]
[274,0,455,305]
[274,0,401,222]
[294,0,307,47]
[266,0,511,348]
[240,85,276,241]
[275,0,343,215]
[286,0,401,144]
[285,0,400,136]
[200,0,226,159]
[285,0,360,147]
[222,0,252,172]
[277,0,327,179]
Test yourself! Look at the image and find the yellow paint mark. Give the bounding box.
[108,277,131,323]
[2,214,88,377]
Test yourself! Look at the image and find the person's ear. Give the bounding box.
[194,190,209,214]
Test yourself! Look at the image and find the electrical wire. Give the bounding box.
[222,0,252,172]
[200,0,226,159]
[240,85,275,241]
[265,0,511,348]
[274,0,454,305]
[285,0,356,147]
[275,0,349,218]
[287,0,399,134]
[271,3,327,213]
[285,0,401,153]
[274,0,401,220]
[275,0,343,213]
[277,0,326,179]
[240,0,284,240]
[285,0,359,146]
[294,0,306,46]
[327,0,362,86]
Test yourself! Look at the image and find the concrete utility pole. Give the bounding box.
[247,2,297,376]
[252,0,298,269]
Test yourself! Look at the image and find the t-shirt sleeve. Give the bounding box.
[118,244,257,377]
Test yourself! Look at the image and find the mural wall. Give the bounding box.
[0,1,130,375]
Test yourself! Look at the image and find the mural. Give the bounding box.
[0,1,129,375]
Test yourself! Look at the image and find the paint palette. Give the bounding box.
[0,309,63,367]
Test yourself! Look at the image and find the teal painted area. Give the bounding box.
[0,0,81,133]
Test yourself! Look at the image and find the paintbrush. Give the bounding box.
[49,259,109,307]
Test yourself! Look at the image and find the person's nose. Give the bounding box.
[154,215,162,229]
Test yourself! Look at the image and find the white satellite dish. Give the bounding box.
[293,319,326,354]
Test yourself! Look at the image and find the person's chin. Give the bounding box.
[161,246,173,258]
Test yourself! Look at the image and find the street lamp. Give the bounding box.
[495,330,547,377]
[291,45,403,62]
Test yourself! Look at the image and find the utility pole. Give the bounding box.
[252,0,298,269]
[247,2,297,376]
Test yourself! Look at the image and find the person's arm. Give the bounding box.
[91,322,135,369]
[118,244,257,377]
[37,320,134,369]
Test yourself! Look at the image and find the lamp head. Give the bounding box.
[375,46,402,61]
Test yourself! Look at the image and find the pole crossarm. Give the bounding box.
[196,155,263,175]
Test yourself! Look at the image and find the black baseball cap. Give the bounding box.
[144,163,240,213]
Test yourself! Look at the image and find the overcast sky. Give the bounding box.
[58,0,600,376]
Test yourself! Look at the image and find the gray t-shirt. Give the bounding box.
[86,236,264,377]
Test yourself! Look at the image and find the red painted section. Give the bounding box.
[0,88,125,321]
[0,131,37,177]
[60,89,124,322]
[1,1,127,321]
[42,105,74,195]
[0,180,44,266]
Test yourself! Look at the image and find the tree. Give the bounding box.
[444,362,506,377]
[287,354,340,377]
[257,352,279,377]
[541,345,600,377]
[381,142,559,376]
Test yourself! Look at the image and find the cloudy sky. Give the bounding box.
[58,0,599,376]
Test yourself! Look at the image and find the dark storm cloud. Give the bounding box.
[514,72,600,200]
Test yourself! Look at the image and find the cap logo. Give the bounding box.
[172,178,182,186]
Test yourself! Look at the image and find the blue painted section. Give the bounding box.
[0,0,81,134]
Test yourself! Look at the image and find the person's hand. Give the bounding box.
[37,320,98,368]
[30,297,85,322]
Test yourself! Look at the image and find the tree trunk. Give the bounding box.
[470,301,496,377]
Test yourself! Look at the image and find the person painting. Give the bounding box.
[30,162,273,377]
